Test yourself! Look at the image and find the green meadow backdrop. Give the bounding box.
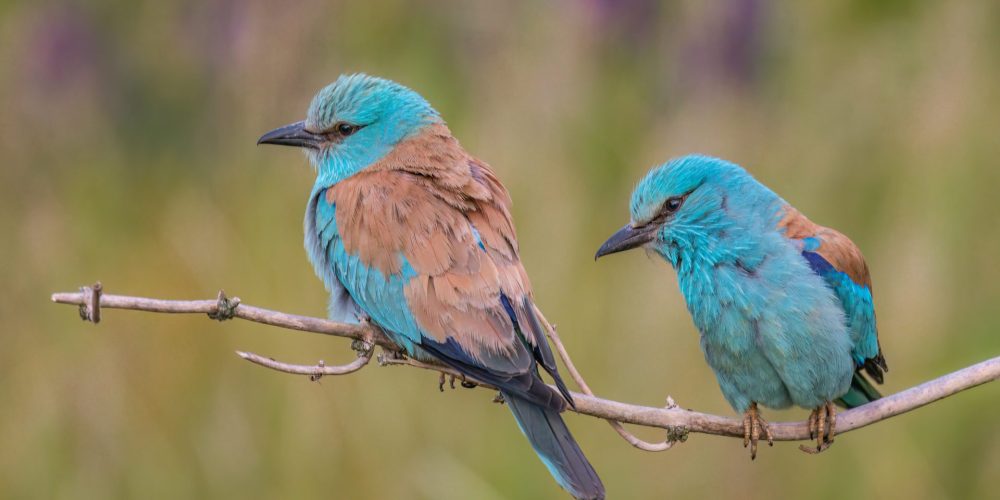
[2,1,998,498]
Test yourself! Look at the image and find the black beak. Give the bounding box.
[595,223,658,260]
[257,121,324,149]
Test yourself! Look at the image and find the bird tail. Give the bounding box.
[836,370,882,409]
[504,392,605,500]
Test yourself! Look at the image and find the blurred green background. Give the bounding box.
[2,1,999,498]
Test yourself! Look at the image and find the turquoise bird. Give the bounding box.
[595,155,886,457]
[257,74,604,499]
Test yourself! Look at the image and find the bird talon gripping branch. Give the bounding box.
[804,401,837,452]
[741,402,773,460]
[436,373,459,392]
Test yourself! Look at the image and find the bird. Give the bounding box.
[595,155,886,457]
[257,74,604,499]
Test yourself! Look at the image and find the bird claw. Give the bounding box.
[435,371,476,391]
[798,441,833,454]
[741,402,773,460]
[438,373,459,392]
[802,401,837,454]
[493,392,505,404]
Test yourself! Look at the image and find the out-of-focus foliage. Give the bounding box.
[2,1,998,498]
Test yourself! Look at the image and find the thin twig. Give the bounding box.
[52,289,394,347]
[544,320,677,451]
[51,286,1000,443]
[236,349,372,378]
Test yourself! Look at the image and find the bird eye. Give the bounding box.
[335,122,359,136]
[663,196,684,214]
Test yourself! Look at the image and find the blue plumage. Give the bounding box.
[597,155,886,455]
[803,250,880,368]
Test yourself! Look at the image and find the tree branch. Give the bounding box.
[52,284,1000,447]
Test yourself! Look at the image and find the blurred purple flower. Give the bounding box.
[26,5,100,88]
[681,0,767,88]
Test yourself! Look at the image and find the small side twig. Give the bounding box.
[236,334,375,380]
[236,348,372,378]
[544,320,679,451]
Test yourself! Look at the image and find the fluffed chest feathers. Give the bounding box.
[673,233,848,355]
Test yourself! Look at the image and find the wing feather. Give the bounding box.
[317,128,570,409]
[778,206,887,382]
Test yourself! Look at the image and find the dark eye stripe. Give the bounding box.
[634,188,698,228]
[639,190,695,227]
[321,122,366,142]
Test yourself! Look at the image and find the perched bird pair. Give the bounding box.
[258,74,885,498]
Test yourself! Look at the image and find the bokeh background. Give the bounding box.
[3,1,999,498]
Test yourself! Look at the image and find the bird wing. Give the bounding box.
[313,128,570,410]
[778,205,887,382]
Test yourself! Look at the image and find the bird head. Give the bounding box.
[595,155,769,266]
[257,74,441,183]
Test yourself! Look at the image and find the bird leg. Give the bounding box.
[741,402,773,459]
[802,401,837,454]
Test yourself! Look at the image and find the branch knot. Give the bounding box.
[208,290,240,321]
[78,281,102,323]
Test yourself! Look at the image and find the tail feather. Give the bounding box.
[836,370,882,409]
[505,392,605,500]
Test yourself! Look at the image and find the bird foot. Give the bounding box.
[438,373,458,392]
[436,372,476,391]
[742,402,773,460]
[800,401,836,454]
